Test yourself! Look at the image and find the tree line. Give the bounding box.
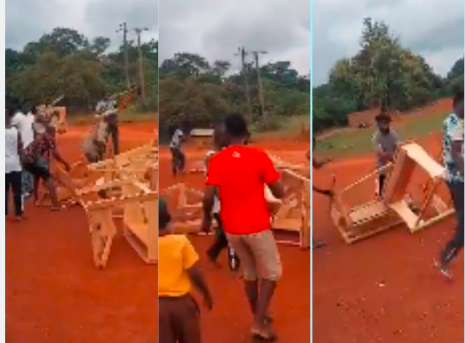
[313,18,464,132]
[6,27,158,113]
[159,51,310,141]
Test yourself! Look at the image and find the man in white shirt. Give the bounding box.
[10,107,34,148]
[169,126,186,176]
[6,107,24,219]
[96,96,120,155]
[10,105,35,197]
[95,98,108,114]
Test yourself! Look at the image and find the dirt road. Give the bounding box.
[313,133,463,343]
[6,117,462,343]
[158,139,311,343]
[6,123,159,343]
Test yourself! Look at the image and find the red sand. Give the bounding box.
[158,139,311,343]
[6,123,159,343]
[6,103,464,343]
[313,113,463,342]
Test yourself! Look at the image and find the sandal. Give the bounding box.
[250,331,277,342]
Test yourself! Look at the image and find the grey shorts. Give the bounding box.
[226,230,282,281]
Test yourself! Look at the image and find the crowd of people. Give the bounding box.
[5,93,123,219]
[5,102,71,216]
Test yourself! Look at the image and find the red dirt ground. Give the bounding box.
[7,102,463,343]
[158,138,311,343]
[313,125,463,341]
[159,118,462,342]
[6,122,159,343]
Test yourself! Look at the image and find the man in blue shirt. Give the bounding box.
[435,91,464,279]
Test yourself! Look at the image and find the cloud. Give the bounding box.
[158,0,310,74]
[8,0,462,85]
[313,0,464,85]
[6,0,158,51]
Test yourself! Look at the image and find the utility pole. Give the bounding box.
[235,47,251,115]
[252,50,267,121]
[133,27,149,105]
[116,22,130,88]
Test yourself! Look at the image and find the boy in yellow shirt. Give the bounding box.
[158,199,213,343]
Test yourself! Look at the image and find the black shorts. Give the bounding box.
[23,162,51,181]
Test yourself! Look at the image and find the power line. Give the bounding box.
[234,47,251,115]
[133,27,149,105]
[116,22,130,88]
[251,50,267,120]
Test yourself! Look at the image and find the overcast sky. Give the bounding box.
[159,0,311,76]
[314,0,464,85]
[5,0,158,51]
[6,0,463,86]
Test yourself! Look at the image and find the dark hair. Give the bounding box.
[224,113,249,138]
[375,113,391,123]
[159,198,171,230]
[453,91,463,107]
[168,124,178,138]
[6,105,16,118]
[8,98,21,112]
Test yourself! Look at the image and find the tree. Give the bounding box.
[314,17,462,131]
[6,27,158,113]
[158,51,310,141]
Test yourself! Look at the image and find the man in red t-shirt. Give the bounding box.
[202,113,284,341]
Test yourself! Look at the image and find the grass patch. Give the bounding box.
[253,115,309,139]
[316,113,446,158]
